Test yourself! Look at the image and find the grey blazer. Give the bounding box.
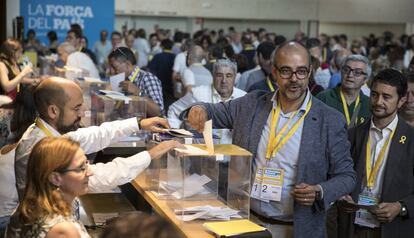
[198,90,356,238]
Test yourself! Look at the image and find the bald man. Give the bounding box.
[14,77,181,200]
[184,41,355,238]
[57,42,99,78]
[182,45,212,94]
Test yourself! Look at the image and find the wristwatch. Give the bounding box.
[399,201,408,217]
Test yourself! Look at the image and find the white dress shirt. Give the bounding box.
[361,115,399,199]
[66,51,100,79]
[15,118,151,197]
[168,85,246,144]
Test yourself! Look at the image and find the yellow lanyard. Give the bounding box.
[266,77,275,92]
[244,45,254,51]
[322,48,327,62]
[340,90,360,126]
[265,98,312,159]
[129,67,140,83]
[365,128,395,189]
[35,118,54,137]
[164,50,172,53]
[4,61,21,92]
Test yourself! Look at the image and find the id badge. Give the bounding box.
[354,193,379,228]
[251,168,265,200]
[260,168,284,202]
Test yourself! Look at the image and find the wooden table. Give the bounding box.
[131,173,215,238]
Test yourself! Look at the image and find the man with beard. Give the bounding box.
[14,77,182,199]
[400,72,414,127]
[184,41,355,238]
[338,69,414,238]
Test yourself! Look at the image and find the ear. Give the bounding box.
[271,65,278,79]
[48,172,63,187]
[398,96,407,109]
[47,104,61,120]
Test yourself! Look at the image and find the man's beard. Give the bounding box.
[56,114,81,134]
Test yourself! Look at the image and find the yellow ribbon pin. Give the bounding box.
[400,136,407,144]
[360,117,364,124]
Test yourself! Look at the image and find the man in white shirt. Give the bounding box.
[182,45,213,94]
[93,30,112,67]
[168,59,246,144]
[14,77,182,199]
[57,42,100,79]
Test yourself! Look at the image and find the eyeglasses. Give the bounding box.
[274,66,310,80]
[60,160,90,174]
[341,66,367,78]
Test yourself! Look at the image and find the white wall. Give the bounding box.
[203,19,300,39]
[319,22,406,41]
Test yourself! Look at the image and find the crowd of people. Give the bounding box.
[0,22,413,238]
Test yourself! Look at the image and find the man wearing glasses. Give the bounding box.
[317,55,372,129]
[184,41,356,238]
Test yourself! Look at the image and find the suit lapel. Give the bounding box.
[381,120,407,198]
[351,122,370,200]
[249,93,273,157]
[296,98,321,182]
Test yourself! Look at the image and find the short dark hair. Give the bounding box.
[108,47,137,65]
[160,39,173,50]
[67,29,81,39]
[34,79,69,119]
[111,31,122,39]
[405,71,414,83]
[173,31,184,43]
[70,23,83,37]
[208,45,224,59]
[372,68,407,98]
[257,42,275,60]
[47,31,57,41]
[305,38,321,49]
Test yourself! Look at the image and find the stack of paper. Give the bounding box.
[175,205,242,222]
[203,219,266,237]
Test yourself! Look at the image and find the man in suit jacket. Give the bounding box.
[338,69,414,238]
[185,41,356,238]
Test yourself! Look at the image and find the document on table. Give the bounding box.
[174,205,242,221]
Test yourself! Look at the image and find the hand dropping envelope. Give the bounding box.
[203,120,214,154]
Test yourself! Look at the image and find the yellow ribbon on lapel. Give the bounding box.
[399,136,406,144]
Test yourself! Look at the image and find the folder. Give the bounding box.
[203,219,271,238]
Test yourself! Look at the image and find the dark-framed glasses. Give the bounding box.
[59,160,90,174]
[341,66,367,78]
[275,66,310,80]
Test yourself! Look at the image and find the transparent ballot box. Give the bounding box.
[159,144,252,221]
[90,92,146,125]
[78,80,109,127]
[145,134,220,192]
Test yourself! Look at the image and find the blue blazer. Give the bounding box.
[200,90,356,238]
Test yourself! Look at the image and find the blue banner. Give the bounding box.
[20,0,114,49]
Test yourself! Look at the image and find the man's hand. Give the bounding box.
[148,140,185,159]
[372,202,401,223]
[337,195,359,213]
[119,81,139,95]
[187,106,208,132]
[291,183,321,206]
[139,117,170,132]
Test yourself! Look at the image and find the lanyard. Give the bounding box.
[266,77,275,92]
[4,61,21,92]
[365,128,395,189]
[129,67,140,83]
[340,90,360,126]
[265,97,312,159]
[35,118,54,137]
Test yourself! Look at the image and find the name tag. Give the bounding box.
[251,167,284,202]
[354,194,379,228]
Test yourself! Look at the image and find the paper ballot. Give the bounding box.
[109,72,125,92]
[203,120,214,154]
